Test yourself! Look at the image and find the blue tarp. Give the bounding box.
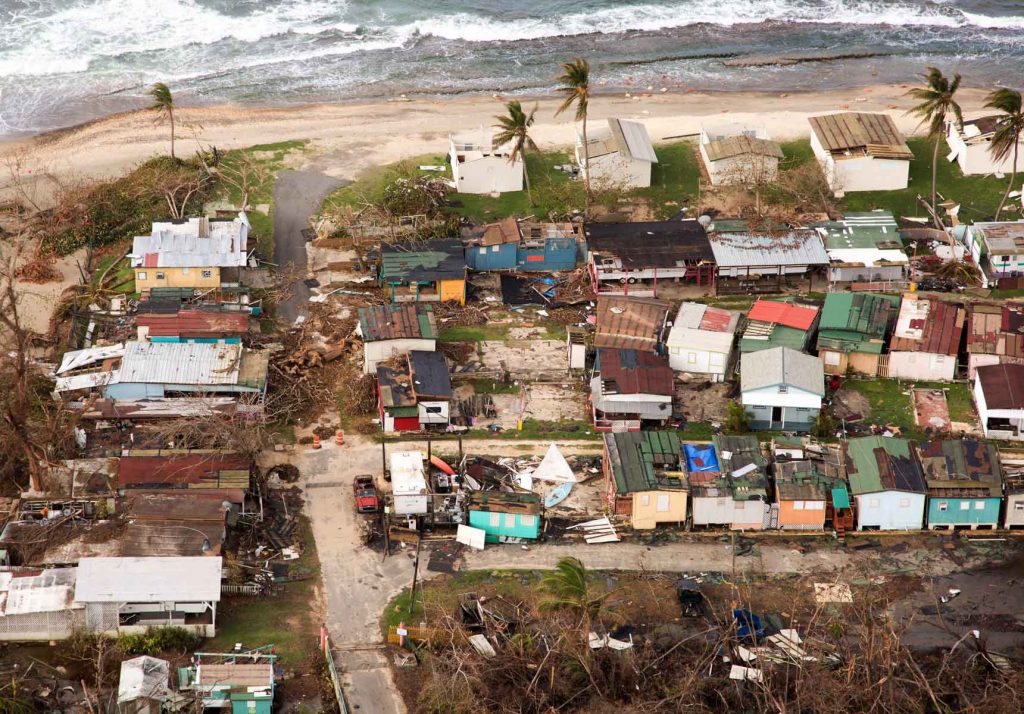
[684,444,719,472]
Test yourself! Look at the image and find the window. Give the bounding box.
[824,351,841,366]
[479,247,487,255]
[182,267,189,275]
[808,501,825,511]
[960,501,970,511]
[155,271,165,280]
[710,353,724,367]
[670,347,681,355]
[975,501,985,510]
[202,270,213,278]
[869,498,881,508]
[520,514,537,527]
[424,405,443,414]
[793,501,805,510]
[504,513,517,528]
[491,245,500,253]
[778,385,789,394]
[137,271,147,280]
[1016,501,1024,512]
[899,498,910,508]
[656,494,670,512]
[688,352,697,364]
[490,512,501,527]
[640,494,650,507]
[937,501,948,512]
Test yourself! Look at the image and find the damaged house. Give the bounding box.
[377,350,453,433]
[961,221,1024,289]
[919,439,1002,531]
[135,308,251,344]
[815,211,909,286]
[699,124,783,187]
[594,296,669,354]
[465,217,584,273]
[665,302,740,382]
[809,112,913,194]
[974,363,1024,441]
[358,303,438,375]
[707,228,828,294]
[686,436,770,530]
[772,441,849,532]
[816,292,901,377]
[845,436,927,531]
[379,240,467,305]
[585,216,715,296]
[590,348,674,431]
[887,295,965,381]
[946,115,1024,176]
[576,118,658,189]
[449,129,524,194]
[466,492,542,543]
[604,431,687,530]
[964,301,1024,379]
[739,299,820,354]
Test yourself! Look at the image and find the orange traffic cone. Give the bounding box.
[335,430,345,446]
[312,434,321,450]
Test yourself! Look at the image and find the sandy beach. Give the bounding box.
[0,85,999,189]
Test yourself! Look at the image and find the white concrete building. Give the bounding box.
[809,113,913,194]
[576,118,658,189]
[699,124,783,186]
[947,116,1023,176]
[666,302,740,381]
[449,129,524,194]
[974,363,1024,441]
[740,347,824,432]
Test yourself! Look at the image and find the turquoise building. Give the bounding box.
[920,439,1003,530]
[466,492,542,542]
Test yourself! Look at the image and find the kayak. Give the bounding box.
[544,481,573,508]
[430,454,455,475]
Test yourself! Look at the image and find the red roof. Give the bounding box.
[118,455,250,487]
[747,300,818,331]
[143,253,159,268]
[137,310,250,338]
[599,349,674,395]
[699,306,736,333]
[890,299,965,356]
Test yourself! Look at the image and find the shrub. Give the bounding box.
[117,626,202,656]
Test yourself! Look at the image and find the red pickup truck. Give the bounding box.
[353,476,380,514]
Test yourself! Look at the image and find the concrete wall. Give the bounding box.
[583,152,652,189]
[887,351,956,381]
[811,132,909,193]
[135,266,220,293]
[668,344,729,381]
[828,264,906,283]
[1005,493,1024,528]
[948,125,1022,175]
[631,490,688,529]
[927,496,1000,528]
[451,154,523,194]
[745,404,819,431]
[855,491,926,530]
[691,496,768,530]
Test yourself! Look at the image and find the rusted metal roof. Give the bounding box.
[809,112,913,160]
[118,454,250,489]
[747,299,819,331]
[918,439,1002,498]
[480,217,521,246]
[594,296,669,352]
[358,304,437,342]
[137,310,250,338]
[976,363,1024,410]
[966,302,1024,356]
[703,135,783,162]
[598,349,674,396]
[889,297,965,356]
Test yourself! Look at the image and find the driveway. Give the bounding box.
[271,170,346,324]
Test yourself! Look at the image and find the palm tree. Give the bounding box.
[985,87,1024,220]
[555,58,592,198]
[494,100,539,206]
[538,557,609,628]
[148,82,176,160]
[907,67,962,225]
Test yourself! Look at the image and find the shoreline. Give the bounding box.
[0,84,999,191]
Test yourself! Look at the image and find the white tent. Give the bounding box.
[531,443,576,483]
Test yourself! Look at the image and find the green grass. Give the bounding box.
[630,141,702,218]
[438,324,511,342]
[469,378,521,395]
[490,418,601,441]
[941,382,977,424]
[838,378,977,436]
[451,150,578,222]
[217,140,308,261]
[206,514,320,666]
[91,252,135,294]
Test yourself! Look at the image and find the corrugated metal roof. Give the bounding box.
[808,113,913,160]
[974,220,1024,255]
[0,568,79,616]
[380,240,466,282]
[118,657,171,705]
[817,293,900,354]
[708,230,828,269]
[118,454,250,488]
[747,300,819,331]
[712,434,769,499]
[845,437,926,495]
[703,135,783,162]
[889,296,965,356]
[976,363,1024,410]
[611,118,658,163]
[668,302,740,353]
[598,348,673,396]
[358,304,437,341]
[137,310,250,338]
[74,556,223,603]
[606,431,683,495]
[919,439,1002,497]
[118,341,242,386]
[196,663,273,688]
[585,217,713,267]
[966,302,1024,356]
[740,346,824,396]
[130,215,249,269]
[594,296,669,352]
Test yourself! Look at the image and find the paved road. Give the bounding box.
[271,170,345,324]
[290,434,1007,713]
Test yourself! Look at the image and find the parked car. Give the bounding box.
[353,476,380,514]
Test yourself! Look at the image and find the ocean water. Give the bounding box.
[1,0,1023,136]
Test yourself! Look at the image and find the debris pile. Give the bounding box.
[230,487,309,593]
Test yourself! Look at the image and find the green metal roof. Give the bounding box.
[831,487,851,509]
[607,431,684,495]
[816,293,901,355]
[845,436,926,495]
[740,324,808,353]
[380,240,466,282]
[815,211,902,251]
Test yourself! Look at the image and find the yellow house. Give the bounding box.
[131,214,250,294]
[380,240,467,306]
[604,431,688,530]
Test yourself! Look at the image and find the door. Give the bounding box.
[771,406,783,427]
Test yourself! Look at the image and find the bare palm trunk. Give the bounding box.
[170,108,176,161]
[930,136,941,228]
[996,138,1019,221]
[523,149,534,206]
[581,113,593,201]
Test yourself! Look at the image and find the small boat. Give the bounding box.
[544,481,573,508]
[430,454,455,475]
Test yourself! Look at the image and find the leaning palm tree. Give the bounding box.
[538,556,610,629]
[148,82,176,160]
[907,67,963,225]
[985,87,1024,220]
[555,58,592,198]
[494,100,539,206]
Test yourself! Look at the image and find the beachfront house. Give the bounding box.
[130,215,250,295]
[815,211,910,286]
[740,346,824,432]
[947,115,1023,176]
[887,295,965,381]
[358,304,437,375]
[593,295,669,353]
[379,240,467,305]
[961,221,1024,289]
[845,437,927,531]
[585,216,716,296]
[464,218,583,272]
[590,348,674,431]
[665,302,740,381]
[816,293,901,377]
[376,350,453,433]
[808,112,913,194]
[707,228,828,293]
[919,439,1002,531]
[974,363,1024,441]
[448,129,523,194]
[964,301,1024,379]
[466,492,542,542]
[739,299,820,354]
[698,124,783,186]
[603,431,688,530]
[576,118,658,189]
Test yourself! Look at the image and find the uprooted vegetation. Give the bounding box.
[391,561,1022,714]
